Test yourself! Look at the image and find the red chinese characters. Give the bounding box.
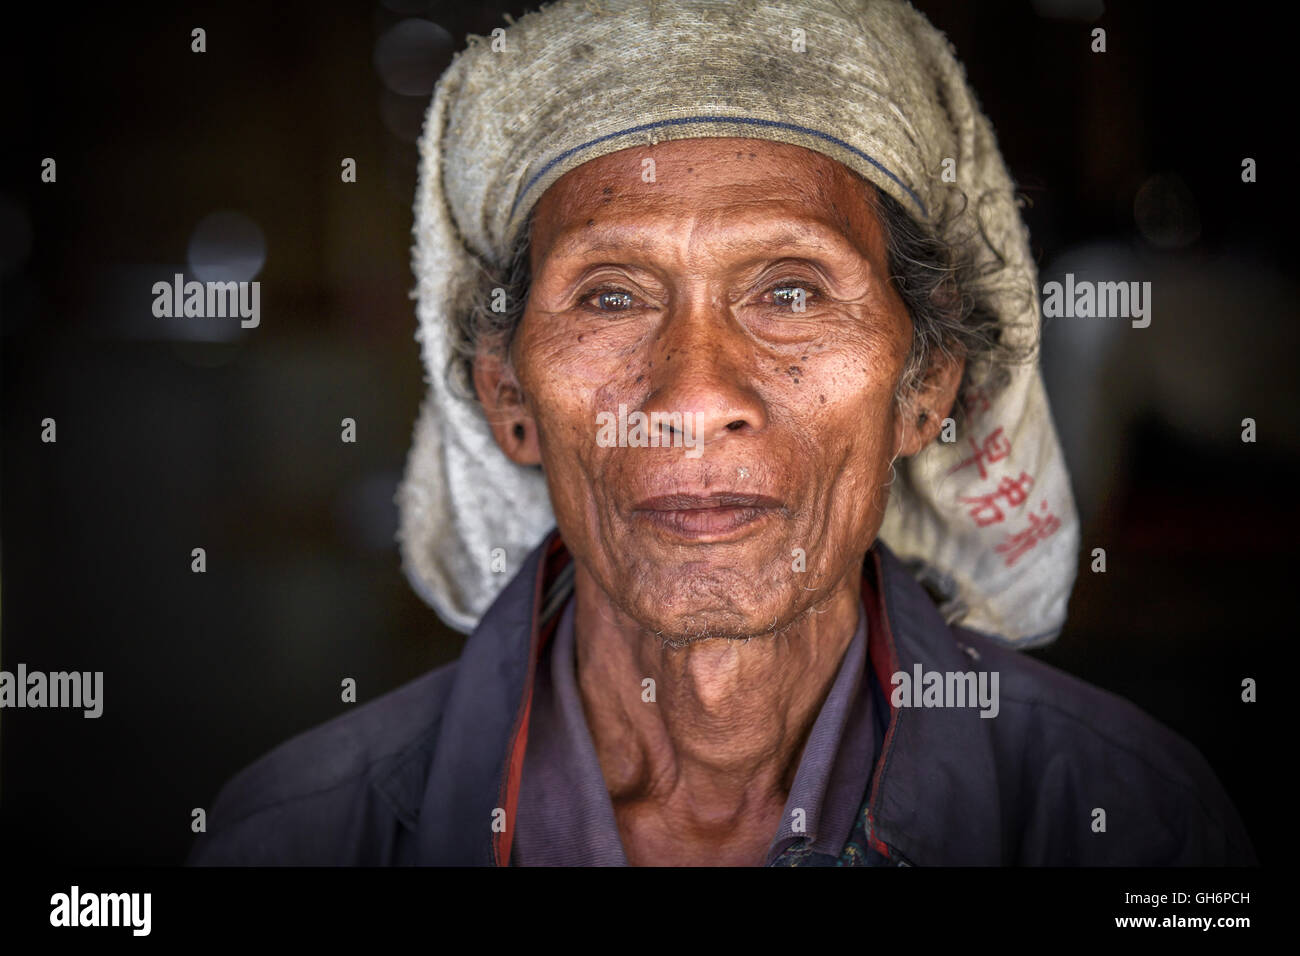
[949,426,1011,481]
[958,472,1035,527]
[994,500,1062,567]
[950,421,1063,566]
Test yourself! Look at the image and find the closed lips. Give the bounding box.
[631,492,785,539]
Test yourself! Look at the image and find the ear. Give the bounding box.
[472,348,542,466]
[893,347,965,459]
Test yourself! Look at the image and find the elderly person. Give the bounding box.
[190,0,1253,866]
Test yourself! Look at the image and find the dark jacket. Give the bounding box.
[188,531,1256,866]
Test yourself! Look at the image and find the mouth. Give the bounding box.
[630,492,784,542]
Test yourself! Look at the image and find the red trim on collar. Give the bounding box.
[862,547,902,860]
[863,548,901,722]
[493,532,572,866]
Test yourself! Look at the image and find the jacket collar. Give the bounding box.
[415,533,565,865]
[416,530,1001,865]
[860,544,1004,865]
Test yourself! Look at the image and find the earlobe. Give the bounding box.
[499,417,542,465]
[507,419,542,465]
[895,400,938,458]
[897,401,947,457]
[895,352,965,458]
[472,350,542,466]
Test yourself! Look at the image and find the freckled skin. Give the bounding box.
[474,138,961,866]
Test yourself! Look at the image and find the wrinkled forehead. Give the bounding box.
[502,124,923,255]
[525,137,890,263]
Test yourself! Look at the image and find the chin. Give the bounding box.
[618,572,801,646]
[640,615,777,648]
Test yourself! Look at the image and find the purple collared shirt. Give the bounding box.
[513,595,875,865]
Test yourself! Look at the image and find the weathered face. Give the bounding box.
[479,137,946,642]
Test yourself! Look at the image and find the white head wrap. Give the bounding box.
[397,0,1079,646]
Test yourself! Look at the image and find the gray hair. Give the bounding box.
[870,187,1034,430]
[448,185,1032,437]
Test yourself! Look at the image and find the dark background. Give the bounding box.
[2,0,1291,864]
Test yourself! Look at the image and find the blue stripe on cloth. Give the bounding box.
[509,114,928,222]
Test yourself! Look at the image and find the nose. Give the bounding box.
[640,297,769,447]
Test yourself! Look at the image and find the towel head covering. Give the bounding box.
[397,0,1079,647]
